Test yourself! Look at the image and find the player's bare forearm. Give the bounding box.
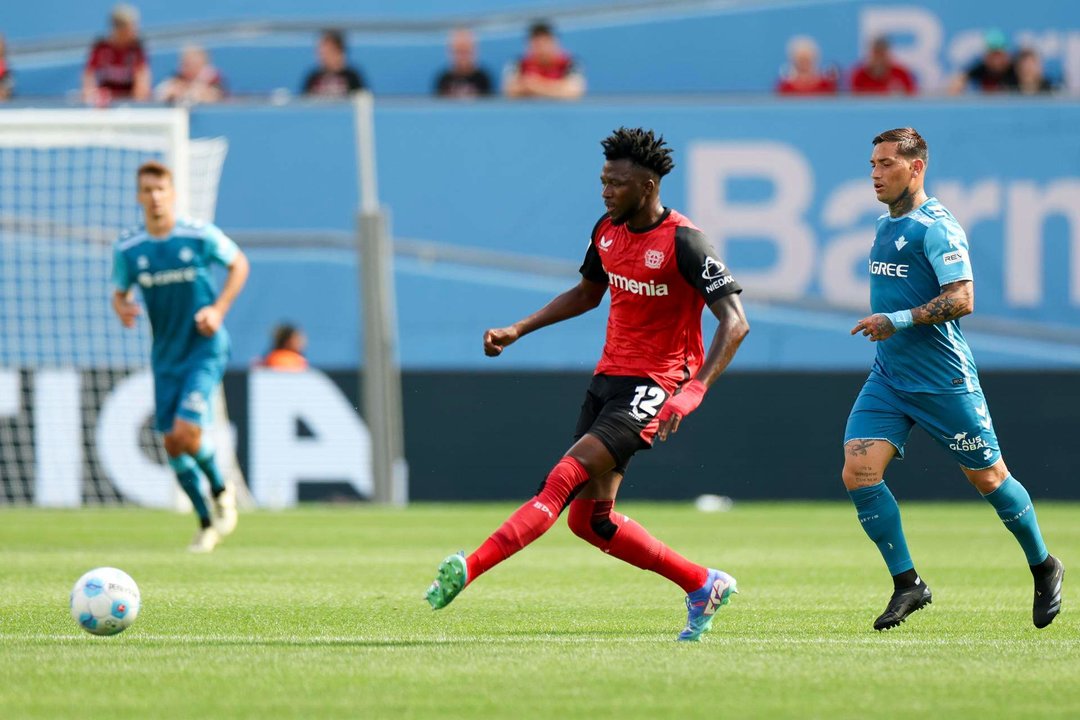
[514,278,606,337]
[912,280,973,325]
[695,294,750,388]
[213,251,250,315]
[484,278,605,357]
[853,281,972,342]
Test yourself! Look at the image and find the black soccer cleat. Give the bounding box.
[1032,555,1064,629]
[874,581,932,631]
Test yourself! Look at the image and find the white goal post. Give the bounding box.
[0,107,245,508]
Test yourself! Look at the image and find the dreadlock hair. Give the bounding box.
[601,127,675,178]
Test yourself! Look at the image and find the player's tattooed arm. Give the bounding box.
[853,280,973,341]
[911,279,973,326]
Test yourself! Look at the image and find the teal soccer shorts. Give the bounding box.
[844,377,1002,470]
[153,357,226,433]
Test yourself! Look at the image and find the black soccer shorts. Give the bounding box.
[572,374,669,476]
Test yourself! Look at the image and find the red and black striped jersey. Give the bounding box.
[579,208,741,392]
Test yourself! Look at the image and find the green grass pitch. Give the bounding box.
[1,502,1077,719]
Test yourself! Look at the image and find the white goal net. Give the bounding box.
[0,108,244,507]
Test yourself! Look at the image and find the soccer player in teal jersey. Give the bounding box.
[112,161,250,552]
[844,128,1063,630]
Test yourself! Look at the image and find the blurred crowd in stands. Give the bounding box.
[776,29,1058,96]
[0,3,1064,105]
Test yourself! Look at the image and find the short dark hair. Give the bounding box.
[529,21,554,39]
[272,323,301,350]
[601,127,675,178]
[321,29,346,53]
[872,127,928,163]
[136,160,172,183]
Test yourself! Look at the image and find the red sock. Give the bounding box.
[567,498,708,593]
[466,456,590,584]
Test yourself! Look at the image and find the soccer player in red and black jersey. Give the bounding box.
[425,127,750,641]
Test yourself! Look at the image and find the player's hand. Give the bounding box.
[115,300,141,329]
[852,314,897,342]
[483,326,520,357]
[656,379,706,442]
[194,305,224,337]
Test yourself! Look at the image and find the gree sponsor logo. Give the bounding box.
[869,260,909,278]
[608,271,669,297]
[137,267,197,288]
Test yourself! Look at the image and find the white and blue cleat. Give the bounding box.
[677,568,738,642]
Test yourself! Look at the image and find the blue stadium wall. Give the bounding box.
[190,99,1080,371]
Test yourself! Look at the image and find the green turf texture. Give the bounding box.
[1,502,1077,719]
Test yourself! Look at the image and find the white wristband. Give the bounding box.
[883,309,914,330]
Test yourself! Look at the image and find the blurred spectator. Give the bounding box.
[155,45,226,105]
[262,324,308,371]
[850,36,916,95]
[949,30,1017,94]
[0,35,12,101]
[1015,48,1055,95]
[82,4,150,105]
[434,28,493,98]
[503,21,585,100]
[776,36,837,95]
[302,29,366,98]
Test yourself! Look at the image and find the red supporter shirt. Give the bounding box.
[850,63,916,94]
[579,208,742,392]
[517,52,576,80]
[86,38,146,97]
[776,75,837,95]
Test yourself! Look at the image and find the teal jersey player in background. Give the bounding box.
[843,128,1063,631]
[112,160,250,553]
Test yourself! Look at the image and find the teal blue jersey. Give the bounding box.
[112,218,239,372]
[868,197,977,394]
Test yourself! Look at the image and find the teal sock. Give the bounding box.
[169,454,211,525]
[193,441,226,495]
[848,482,914,575]
[982,476,1049,566]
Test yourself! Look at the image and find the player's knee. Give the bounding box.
[841,462,882,490]
[963,462,1008,494]
[567,500,592,539]
[181,426,202,455]
[567,500,619,544]
[162,434,182,458]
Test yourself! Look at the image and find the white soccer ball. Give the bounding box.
[70,567,141,636]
